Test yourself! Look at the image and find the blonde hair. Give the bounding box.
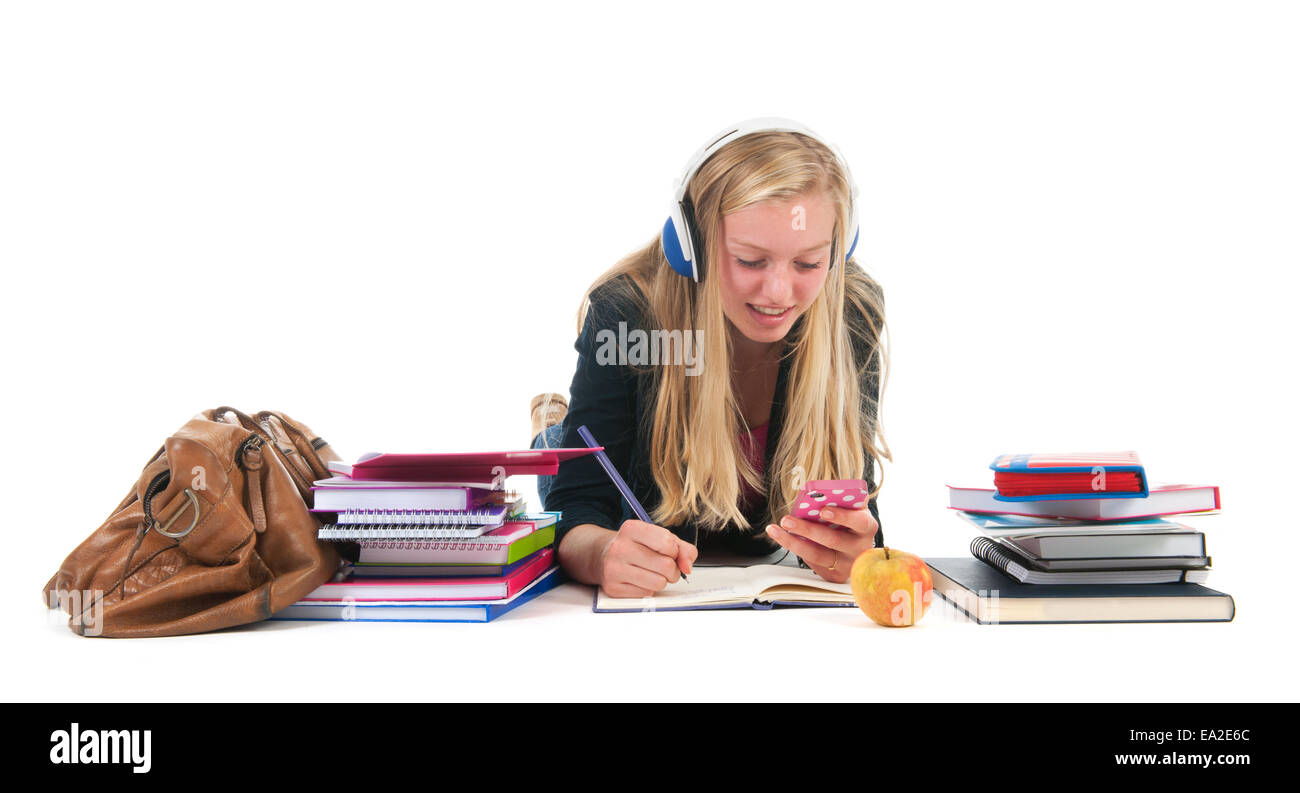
[578,131,889,533]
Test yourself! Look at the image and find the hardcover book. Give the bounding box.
[272,566,564,624]
[328,448,602,482]
[303,548,553,601]
[926,557,1234,624]
[947,483,1220,521]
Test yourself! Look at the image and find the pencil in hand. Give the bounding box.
[577,424,689,583]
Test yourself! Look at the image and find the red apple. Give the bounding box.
[849,547,933,627]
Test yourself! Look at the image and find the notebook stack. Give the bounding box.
[931,452,1235,624]
[273,447,600,623]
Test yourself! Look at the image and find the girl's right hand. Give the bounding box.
[599,520,698,597]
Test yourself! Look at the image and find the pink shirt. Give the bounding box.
[738,422,770,511]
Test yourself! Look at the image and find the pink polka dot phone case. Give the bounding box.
[795,479,870,523]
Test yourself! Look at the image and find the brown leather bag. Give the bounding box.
[44,407,342,637]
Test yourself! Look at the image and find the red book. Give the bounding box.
[328,448,601,483]
[993,471,1145,497]
[301,548,554,601]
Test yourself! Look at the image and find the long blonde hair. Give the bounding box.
[578,130,889,532]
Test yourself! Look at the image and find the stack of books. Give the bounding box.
[931,452,1235,624]
[273,448,598,624]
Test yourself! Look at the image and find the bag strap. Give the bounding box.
[210,406,260,433]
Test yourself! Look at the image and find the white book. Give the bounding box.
[946,483,1219,521]
[1008,531,1207,560]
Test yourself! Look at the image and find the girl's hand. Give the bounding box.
[599,520,698,598]
[765,504,878,583]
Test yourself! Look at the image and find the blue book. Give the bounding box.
[927,557,1234,624]
[270,566,564,624]
[956,511,1182,536]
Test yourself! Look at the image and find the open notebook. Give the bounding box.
[594,564,856,612]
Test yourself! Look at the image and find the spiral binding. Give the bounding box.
[317,523,491,541]
[332,507,505,526]
[315,506,536,542]
[970,536,1014,572]
[354,538,513,550]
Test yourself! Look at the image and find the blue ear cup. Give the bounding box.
[662,195,707,281]
[661,216,695,279]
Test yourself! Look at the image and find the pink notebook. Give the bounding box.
[301,548,554,602]
[310,480,501,512]
[329,448,602,482]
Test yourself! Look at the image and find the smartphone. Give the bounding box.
[794,479,870,524]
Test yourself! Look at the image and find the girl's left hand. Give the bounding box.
[766,504,879,584]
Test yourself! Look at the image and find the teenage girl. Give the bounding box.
[530,118,888,598]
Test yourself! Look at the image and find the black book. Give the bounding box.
[927,557,1235,624]
[971,536,1211,584]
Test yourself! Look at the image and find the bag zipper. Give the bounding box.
[141,470,171,527]
[240,432,269,533]
[236,432,265,469]
[258,418,313,492]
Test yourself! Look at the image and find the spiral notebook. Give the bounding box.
[353,513,558,566]
[317,505,514,541]
[969,536,1211,585]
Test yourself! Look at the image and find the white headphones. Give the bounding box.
[660,117,860,283]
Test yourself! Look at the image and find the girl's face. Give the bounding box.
[717,190,836,348]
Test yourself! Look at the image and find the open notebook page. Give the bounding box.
[595,564,855,611]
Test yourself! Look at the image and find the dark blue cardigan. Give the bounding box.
[544,275,883,558]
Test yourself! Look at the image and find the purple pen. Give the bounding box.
[576,424,689,583]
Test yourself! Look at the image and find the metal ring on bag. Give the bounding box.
[155,489,201,539]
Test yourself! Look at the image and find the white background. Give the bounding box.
[2,1,1296,702]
